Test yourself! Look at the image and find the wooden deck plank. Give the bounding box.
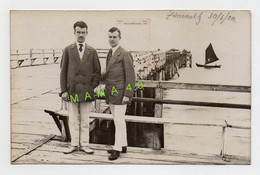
[14,141,175,164]
[13,140,249,165]
[11,133,52,144]
[11,143,30,150]
[11,123,60,136]
[15,150,177,164]
[11,134,56,163]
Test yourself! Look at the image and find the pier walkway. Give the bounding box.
[11,64,250,164]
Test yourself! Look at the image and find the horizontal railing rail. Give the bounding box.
[52,109,250,130]
[131,97,250,109]
[10,52,63,56]
[137,80,251,93]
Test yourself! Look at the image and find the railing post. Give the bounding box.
[30,49,35,65]
[190,54,192,68]
[170,63,173,79]
[153,82,163,150]
[134,91,138,116]
[220,120,231,162]
[42,49,45,64]
[160,69,163,81]
[53,49,55,63]
[30,49,33,59]
[140,89,144,116]
[220,126,227,160]
[161,68,164,81]
[16,50,19,67]
[156,69,160,80]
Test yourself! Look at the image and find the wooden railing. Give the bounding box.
[10,49,191,82]
[132,80,250,161]
[10,49,63,68]
[45,80,250,162]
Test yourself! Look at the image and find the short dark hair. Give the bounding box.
[108,27,121,38]
[73,21,88,30]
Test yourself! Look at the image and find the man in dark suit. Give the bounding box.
[102,27,135,160]
[60,21,101,154]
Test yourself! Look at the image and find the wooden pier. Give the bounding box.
[11,49,250,164]
[10,48,191,80]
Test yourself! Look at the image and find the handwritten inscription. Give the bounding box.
[166,11,236,26]
[166,11,203,25]
[208,12,236,25]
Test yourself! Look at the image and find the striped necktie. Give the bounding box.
[79,44,83,52]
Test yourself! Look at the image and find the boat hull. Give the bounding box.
[196,63,221,68]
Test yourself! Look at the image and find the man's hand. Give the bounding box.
[62,92,69,101]
[100,69,106,82]
[122,96,130,104]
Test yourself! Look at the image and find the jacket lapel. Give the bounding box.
[71,43,80,65]
[80,44,91,65]
[106,47,121,73]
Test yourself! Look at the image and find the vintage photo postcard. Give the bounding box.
[10,10,251,164]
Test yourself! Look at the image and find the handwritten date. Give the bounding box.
[208,12,236,25]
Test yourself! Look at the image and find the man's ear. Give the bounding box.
[86,31,88,35]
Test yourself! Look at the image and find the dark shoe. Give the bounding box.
[108,150,120,160]
[122,146,127,153]
[63,146,78,154]
[107,146,127,153]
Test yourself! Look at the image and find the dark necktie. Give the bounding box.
[79,44,83,52]
[107,49,112,63]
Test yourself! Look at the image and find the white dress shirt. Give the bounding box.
[111,45,120,56]
[76,42,85,61]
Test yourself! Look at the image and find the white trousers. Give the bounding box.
[109,103,127,151]
[68,102,91,147]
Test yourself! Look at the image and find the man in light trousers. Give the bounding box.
[60,21,101,154]
[102,27,135,160]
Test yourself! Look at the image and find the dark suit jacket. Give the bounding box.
[103,46,135,105]
[60,43,101,102]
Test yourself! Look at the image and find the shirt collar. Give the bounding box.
[112,45,120,55]
[76,41,85,47]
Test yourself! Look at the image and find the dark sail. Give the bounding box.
[205,43,219,64]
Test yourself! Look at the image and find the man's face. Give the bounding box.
[108,31,120,48]
[74,26,88,43]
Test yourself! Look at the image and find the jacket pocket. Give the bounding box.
[74,84,94,100]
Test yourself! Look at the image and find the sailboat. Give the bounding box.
[196,43,221,68]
